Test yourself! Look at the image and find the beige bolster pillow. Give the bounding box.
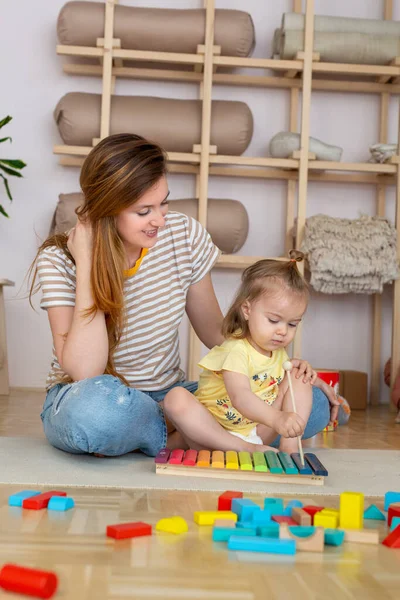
[54,93,253,155]
[50,193,249,255]
[58,2,255,57]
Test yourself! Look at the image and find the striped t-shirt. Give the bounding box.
[37,211,221,391]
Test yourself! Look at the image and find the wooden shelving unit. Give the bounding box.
[53,0,400,399]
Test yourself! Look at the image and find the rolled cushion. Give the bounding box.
[54,93,253,155]
[50,193,249,254]
[58,1,255,57]
[269,132,343,162]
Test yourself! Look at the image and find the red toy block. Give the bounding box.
[218,491,244,511]
[382,524,400,548]
[0,564,58,599]
[106,521,152,540]
[302,505,324,524]
[22,491,67,510]
[388,504,400,526]
[271,515,298,526]
[169,448,185,465]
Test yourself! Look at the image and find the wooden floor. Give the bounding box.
[0,390,399,599]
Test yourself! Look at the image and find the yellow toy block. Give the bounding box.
[156,516,188,534]
[339,492,364,530]
[194,511,237,526]
[314,511,338,529]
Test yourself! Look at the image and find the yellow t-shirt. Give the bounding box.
[194,338,289,435]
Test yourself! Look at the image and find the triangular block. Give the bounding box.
[364,504,386,521]
[382,524,400,548]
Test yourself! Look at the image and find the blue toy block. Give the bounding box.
[258,523,280,538]
[251,509,271,525]
[228,535,296,555]
[213,527,256,542]
[288,526,315,538]
[364,504,386,521]
[384,492,400,511]
[47,496,75,511]
[8,490,40,507]
[283,500,303,516]
[324,529,345,546]
[236,522,258,534]
[231,498,261,522]
[390,517,400,531]
[263,498,284,515]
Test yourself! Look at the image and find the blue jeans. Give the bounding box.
[41,376,330,457]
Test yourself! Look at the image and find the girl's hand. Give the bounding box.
[67,220,93,266]
[290,358,317,384]
[313,376,340,424]
[272,411,305,438]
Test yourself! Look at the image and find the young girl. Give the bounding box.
[163,253,316,454]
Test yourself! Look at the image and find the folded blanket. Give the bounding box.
[301,214,400,294]
[369,143,397,163]
[282,13,400,36]
[269,132,342,161]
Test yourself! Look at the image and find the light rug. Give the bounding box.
[2,437,399,497]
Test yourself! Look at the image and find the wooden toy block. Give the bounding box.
[106,521,152,540]
[344,528,379,544]
[213,526,256,542]
[155,516,188,534]
[339,492,364,529]
[22,491,67,510]
[169,448,184,464]
[390,517,400,531]
[264,498,284,515]
[324,529,345,546]
[194,511,237,526]
[258,523,280,538]
[251,509,271,526]
[382,524,400,548]
[236,522,258,534]
[384,491,400,511]
[196,449,211,467]
[280,524,324,552]
[212,450,225,469]
[364,504,386,521]
[252,451,269,472]
[323,419,338,432]
[228,535,296,555]
[154,448,170,464]
[47,497,75,511]
[231,498,260,521]
[302,506,324,524]
[291,453,313,475]
[214,519,236,528]
[314,511,338,529]
[8,490,40,507]
[388,504,400,526]
[272,515,298,526]
[292,508,312,526]
[226,451,239,470]
[182,449,198,466]
[238,451,253,471]
[264,451,283,474]
[218,491,243,511]
[277,452,298,474]
[0,563,58,599]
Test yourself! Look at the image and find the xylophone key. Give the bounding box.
[253,451,269,472]
[212,450,225,469]
[264,451,283,474]
[304,453,328,476]
[169,449,184,465]
[197,450,211,467]
[155,448,170,464]
[238,451,253,471]
[277,452,298,475]
[183,449,198,466]
[226,451,239,470]
[291,453,312,475]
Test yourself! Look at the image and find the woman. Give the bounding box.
[29,133,337,457]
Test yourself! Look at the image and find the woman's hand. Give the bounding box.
[290,358,317,384]
[313,376,340,424]
[67,220,93,267]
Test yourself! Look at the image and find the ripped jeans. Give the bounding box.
[41,375,330,457]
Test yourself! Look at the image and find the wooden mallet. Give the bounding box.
[282,360,305,467]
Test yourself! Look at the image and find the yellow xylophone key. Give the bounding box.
[238,451,253,471]
[197,450,211,467]
[212,450,225,469]
[226,451,239,470]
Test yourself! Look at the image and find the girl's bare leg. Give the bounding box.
[161,388,277,453]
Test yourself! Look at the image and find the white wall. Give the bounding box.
[1,0,399,402]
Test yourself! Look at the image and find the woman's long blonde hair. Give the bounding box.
[29,133,167,384]
[222,250,308,340]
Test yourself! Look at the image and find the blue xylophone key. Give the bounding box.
[291,453,313,475]
[304,453,328,476]
[277,452,298,474]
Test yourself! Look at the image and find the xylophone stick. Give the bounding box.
[282,361,305,467]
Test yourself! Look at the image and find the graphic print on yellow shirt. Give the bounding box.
[194,338,289,435]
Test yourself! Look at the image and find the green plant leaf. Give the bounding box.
[0,173,12,200]
[0,204,9,218]
[0,159,26,170]
[0,116,12,130]
[0,137,12,144]
[0,163,22,177]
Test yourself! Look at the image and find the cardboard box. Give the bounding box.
[339,370,368,410]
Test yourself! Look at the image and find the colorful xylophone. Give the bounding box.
[154,448,328,486]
